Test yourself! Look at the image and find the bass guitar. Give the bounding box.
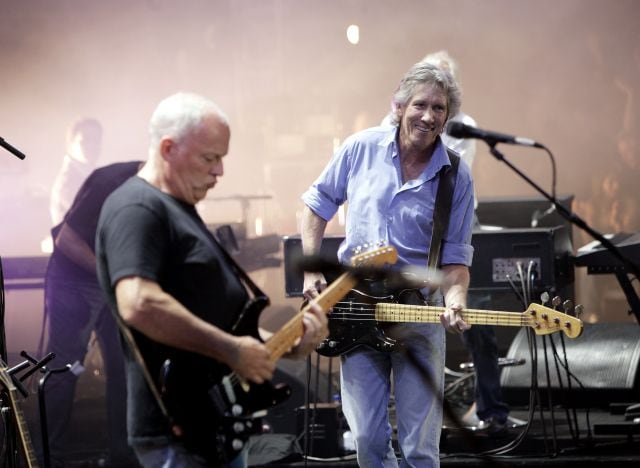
[162,245,398,462]
[317,288,583,357]
[0,359,39,468]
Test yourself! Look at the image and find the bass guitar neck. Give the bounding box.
[317,290,583,357]
[376,302,583,338]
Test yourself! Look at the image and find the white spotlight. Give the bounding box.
[346,24,360,45]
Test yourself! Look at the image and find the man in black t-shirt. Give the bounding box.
[43,161,142,467]
[96,92,329,467]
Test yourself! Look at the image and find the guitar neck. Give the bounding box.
[1,382,39,468]
[375,303,530,328]
[266,272,357,360]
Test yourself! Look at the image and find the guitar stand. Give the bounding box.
[1,350,56,468]
[36,362,72,468]
[16,350,72,468]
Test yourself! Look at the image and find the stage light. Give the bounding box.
[346,24,360,45]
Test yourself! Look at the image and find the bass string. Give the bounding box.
[331,305,532,326]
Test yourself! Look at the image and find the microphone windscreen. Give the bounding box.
[445,121,466,138]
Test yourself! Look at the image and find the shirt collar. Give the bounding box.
[383,127,452,178]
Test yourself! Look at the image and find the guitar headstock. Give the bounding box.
[350,245,398,268]
[0,359,15,391]
[524,303,584,338]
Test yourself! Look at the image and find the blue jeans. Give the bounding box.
[133,442,247,468]
[460,293,509,423]
[340,323,446,468]
[42,267,130,466]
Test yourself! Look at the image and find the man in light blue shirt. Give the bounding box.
[301,62,475,467]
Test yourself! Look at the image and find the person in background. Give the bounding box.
[423,50,510,434]
[50,117,103,225]
[42,161,142,467]
[301,62,475,466]
[96,92,329,467]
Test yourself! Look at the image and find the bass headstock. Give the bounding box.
[524,303,584,338]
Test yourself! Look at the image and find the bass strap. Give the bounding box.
[425,148,460,303]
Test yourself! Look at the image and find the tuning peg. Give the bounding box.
[552,296,562,309]
[574,304,584,318]
[540,291,550,306]
[562,299,574,315]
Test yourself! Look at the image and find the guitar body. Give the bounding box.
[317,288,401,357]
[161,296,290,463]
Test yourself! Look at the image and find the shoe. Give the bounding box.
[506,415,527,428]
[476,417,508,436]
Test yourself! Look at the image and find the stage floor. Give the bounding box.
[250,405,640,468]
[22,405,640,467]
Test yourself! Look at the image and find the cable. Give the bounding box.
[542,145,558,201]
[0,257,7,363]
[541,335,559,455]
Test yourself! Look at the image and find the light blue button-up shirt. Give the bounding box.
[302,125,475,270]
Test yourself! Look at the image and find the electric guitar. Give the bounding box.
[0,359,39,468]
[162,245,398,462]
[317,288,584,357]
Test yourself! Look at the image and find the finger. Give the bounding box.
[303,288,317,300]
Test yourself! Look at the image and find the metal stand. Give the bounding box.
[487,144,640,323]
[37,364,72,468]
[0,351,55,468]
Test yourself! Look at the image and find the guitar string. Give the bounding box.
[330,301,534,326]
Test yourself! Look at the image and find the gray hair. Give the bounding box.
[389,62,461,126]
[148,92,228,147]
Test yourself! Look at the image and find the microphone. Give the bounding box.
[446,121,543,148]
[0,137,26,160]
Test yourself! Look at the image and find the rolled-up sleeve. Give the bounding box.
[441,164,475,267]
[301,140,352,222]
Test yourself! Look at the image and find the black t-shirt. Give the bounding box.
[48,161,142,283]
[96,176,250,458]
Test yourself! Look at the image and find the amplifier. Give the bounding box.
[469,226,573,294]
[283,227,574,301]
[282,235,344,297]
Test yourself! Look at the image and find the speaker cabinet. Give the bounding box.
[500,323,640,406]
[469,227,574,302]
[295,403,342,458]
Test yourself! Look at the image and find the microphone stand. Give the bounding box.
[0,136,26,160]
[487,143,640,323]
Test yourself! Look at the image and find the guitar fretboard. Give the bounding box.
[373,301,582,338]
[376,303,531,327]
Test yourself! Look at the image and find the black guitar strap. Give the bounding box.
[209,230,269,304]
[425,149,460,303]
